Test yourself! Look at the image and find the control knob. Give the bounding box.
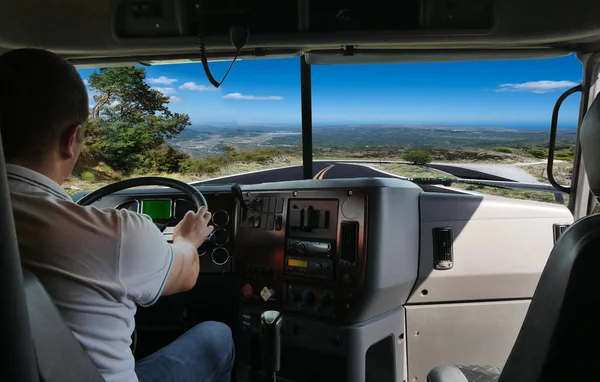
[296,242,306,253]
[301,290,316,306]
[320,293,333,308]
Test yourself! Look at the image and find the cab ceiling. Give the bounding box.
[1,0,600,66]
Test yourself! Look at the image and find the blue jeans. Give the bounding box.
[135,321,235,382]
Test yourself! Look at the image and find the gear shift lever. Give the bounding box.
[260,310,283,382]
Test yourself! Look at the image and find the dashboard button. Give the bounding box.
[212,210,229,227]
[262,198,269,212]
[213,229,229,246]
[212,248,229,265]
[242,284,253,298]
[297,242,306,253]
[275,215,283,230]
[276,198,284,213]
[267,215,275,230]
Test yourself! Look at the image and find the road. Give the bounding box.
[194,162,383,185]
[194,161,544,186]
[306,159,546,183]
[192,162,563,200]
[426,163,540,183]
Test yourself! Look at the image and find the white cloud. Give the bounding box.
[179,82,217,91]
[222,92,284,100]
[496,80,579,94]
[147,76,178,85]
[169,96,182,103]
[83,79,89,86]
[152,87,176,95]
[357,108,364,112]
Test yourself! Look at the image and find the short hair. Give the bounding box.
[0,48,89,162]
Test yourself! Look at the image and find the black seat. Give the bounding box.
[0,124,105,380]
[428,94,600,382]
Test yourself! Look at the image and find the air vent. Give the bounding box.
[553,224,570,244]
[433,227,453,270]
[340,221,359,266]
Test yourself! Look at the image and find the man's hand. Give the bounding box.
[162,206,214,295]
[172,206,215,248]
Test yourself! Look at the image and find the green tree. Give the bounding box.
[404,149,433,165]
[86,67,190,173]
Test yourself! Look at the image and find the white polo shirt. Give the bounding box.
[7,164,174,382]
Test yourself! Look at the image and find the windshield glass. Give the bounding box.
[72,55,581,207]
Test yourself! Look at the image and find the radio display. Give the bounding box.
[288,259,308,268]
[141,199,172,220]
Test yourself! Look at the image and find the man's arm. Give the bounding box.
[162,206,214,295]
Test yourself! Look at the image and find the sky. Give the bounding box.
[78,53,583,128]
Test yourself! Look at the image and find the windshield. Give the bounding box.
[72,55,581,207]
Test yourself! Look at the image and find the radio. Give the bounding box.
[285,257,334,279]
[287,239,332,257]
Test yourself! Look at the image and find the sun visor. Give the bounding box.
[304,49,570,65]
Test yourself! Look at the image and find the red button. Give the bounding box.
[242,284,253,297]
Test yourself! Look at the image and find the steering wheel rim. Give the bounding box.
[75,176,208,209]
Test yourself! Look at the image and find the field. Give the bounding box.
[170,124,577,158]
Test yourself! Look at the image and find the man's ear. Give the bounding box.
[59,124,82,160]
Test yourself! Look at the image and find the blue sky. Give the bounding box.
[78,53,583,128]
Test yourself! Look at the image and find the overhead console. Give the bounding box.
[114,0,496,39]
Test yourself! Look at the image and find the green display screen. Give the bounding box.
[141,199,172,220]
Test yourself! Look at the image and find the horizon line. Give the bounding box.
[184,122,578,130]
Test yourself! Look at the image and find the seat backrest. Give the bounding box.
[498,93,600,382]
[498,214,600,382]
[24,268,106,382]
[0,116,39,381]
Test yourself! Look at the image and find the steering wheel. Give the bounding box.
[76,176,208,227]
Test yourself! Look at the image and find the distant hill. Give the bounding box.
[170,124,576,157]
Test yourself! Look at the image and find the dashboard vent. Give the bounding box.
[433,227,453,270]
[340,221,359,265]
[553,224,570,244]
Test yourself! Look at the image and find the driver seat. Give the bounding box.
[427,94,600,382]
[0,130,105,380]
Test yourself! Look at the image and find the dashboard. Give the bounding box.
[84,177,574,382]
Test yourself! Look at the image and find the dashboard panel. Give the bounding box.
[236,188,367,324]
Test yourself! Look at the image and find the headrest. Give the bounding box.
[579,94,600,196]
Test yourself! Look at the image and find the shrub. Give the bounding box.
[494,147,514,154]
[527,148,548,159]
[80,171,96,182]
[404,149,433,165]
[134,145,190,174]
[180,155,232,175]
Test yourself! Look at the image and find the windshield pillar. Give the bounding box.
[300,55,313,179]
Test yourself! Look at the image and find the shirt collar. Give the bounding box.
[6,164,72,201]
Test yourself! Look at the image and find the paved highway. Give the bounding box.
[192,162,563,200]
[427,163,540,183]
[194,162,381,185]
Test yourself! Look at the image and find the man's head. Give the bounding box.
[0,48,88,184]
